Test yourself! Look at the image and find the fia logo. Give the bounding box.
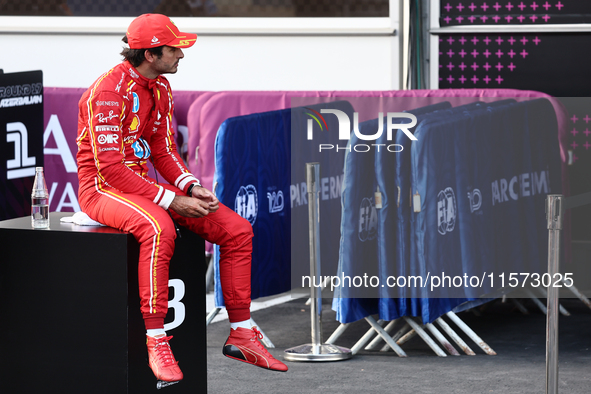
[235,185,258,225]
[267,190,284,213]
[358,197,377,242]
[5,122,36,180]
[437,187,456,235]
[467,188,482,213]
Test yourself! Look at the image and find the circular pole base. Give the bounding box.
[284,343,353,362]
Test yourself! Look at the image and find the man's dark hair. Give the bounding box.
[121,36,164,67]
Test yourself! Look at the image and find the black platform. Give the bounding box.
[0,212,206,393]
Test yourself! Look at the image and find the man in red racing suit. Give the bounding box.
[76,14,288,382]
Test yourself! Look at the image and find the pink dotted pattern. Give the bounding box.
[439,33,541,88]
[439,1,591,25]
[567,112,591,163]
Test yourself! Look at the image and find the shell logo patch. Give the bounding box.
[130,115,140,133]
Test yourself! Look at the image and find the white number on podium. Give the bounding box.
[164,279,185,331]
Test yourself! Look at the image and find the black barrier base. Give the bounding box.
[0,212,206,393]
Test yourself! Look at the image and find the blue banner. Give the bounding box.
[409,99,561,322]
[333,99,561,324]
[290,101,356,294]
[333,102,452,324]
[213,101,355,306]
[213,108,291,306]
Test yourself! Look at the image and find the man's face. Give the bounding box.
[152,46,184,75]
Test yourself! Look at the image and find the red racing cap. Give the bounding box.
[126,14,197,49]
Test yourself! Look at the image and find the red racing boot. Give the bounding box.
[146,335,184,382]
[223,327,288,372]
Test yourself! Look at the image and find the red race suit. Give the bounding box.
[76,61,251,328]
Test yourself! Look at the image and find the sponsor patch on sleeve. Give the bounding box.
[95,125,120,132]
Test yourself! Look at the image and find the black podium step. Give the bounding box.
[0,212,206,393]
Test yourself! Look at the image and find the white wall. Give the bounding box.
[0,13,401,91]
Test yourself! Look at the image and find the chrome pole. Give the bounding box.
[307,163,323,352]
[546,194,563,394]
[284,163,352,362]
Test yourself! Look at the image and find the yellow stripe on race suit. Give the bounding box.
[76,127,88,146]
[86,69,119,183]
[95,177,163,314]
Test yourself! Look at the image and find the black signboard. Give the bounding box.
[438,33,591,97]
[0,70,44,220]
[438,32,591,239]
[0,213,207,393]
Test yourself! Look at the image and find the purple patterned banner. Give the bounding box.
[438,33,591,97]
[440,1,591,25]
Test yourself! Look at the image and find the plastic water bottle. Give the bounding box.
[31,167,49,229]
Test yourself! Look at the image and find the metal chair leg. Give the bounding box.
[364,316,407,357]
[326,323,350,344]
[403,317,447,357]
[425,322,460,356]
[434,317,475,355]
[206,307,221,326]
[445,312,496,355]
[350,319,384,355]
[365,319,399,350]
